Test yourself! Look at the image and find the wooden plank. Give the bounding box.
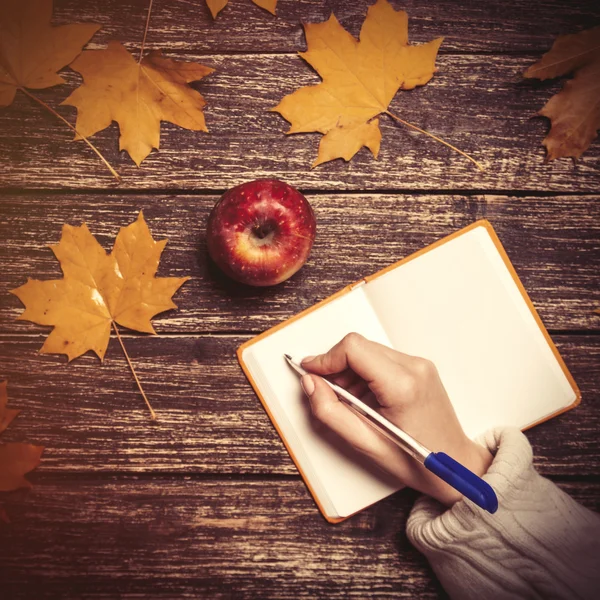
[0,479,443,599]
[1,194,598,332]
[0,334,597,476]
[2,54,599,191]
[1,478,598,599]
[50,0,600,54]
[554,480,600,511]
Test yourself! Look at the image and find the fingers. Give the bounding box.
[330,368,369,399]
[301,374,388,455]
[329,367,358,389]
[302,333,411,384]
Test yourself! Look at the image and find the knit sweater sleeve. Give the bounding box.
[406,427,600,600]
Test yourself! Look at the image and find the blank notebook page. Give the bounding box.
[241,288,402,518]
[364,225,577,440]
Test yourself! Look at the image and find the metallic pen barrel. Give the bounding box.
[327,380,430,462]
[284,353,498,514]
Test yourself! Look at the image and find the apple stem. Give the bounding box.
[112,322,157,420]
[289,231,313,241]
[254,224,272,239]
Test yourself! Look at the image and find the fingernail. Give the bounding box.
[301,355,316,365]
[301,374,315,396]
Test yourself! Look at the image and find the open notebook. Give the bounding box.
[238,220,580,523]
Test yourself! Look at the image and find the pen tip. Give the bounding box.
[284,353,292,361]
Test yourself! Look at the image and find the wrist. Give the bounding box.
[461,438,494,477]
[424,439,494,506]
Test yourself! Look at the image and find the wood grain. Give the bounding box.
[0,479,445,600]
[0,478,598,599]
[2,54,599,191]
[0,334,597,476]
[1,194,598,333]
[49,0,600,54]
[1,2,598,596]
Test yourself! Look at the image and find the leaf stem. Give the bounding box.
[18,87,121,181]
[385,110,484,171]
[139,0,155,63]
[112,322,157,420]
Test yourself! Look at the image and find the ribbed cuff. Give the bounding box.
[407,427,535,552]
[406,427,600,600]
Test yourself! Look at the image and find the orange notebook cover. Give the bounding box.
[238,220,580,523]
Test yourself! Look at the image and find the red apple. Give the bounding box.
[206,179,316,286]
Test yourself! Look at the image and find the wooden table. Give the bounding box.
[1,1,599,597]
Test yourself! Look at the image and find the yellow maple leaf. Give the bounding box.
[206,0,277,19]
[524,26,600,161]
[11,212,189,362]
[0,380,44,492]
[62,41,214,166]
[0,0,99,108]
[273,0,443,167]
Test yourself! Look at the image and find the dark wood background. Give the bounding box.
[1,1,599,598]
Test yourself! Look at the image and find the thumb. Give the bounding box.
[301,374,340,425]
[301,374,384,453]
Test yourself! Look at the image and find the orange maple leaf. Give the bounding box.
[11,212,189,419]
[63,41,214,166]
[0,380,44,492]
[206,0,277,19]
[273,0,444,167]
[11,211,189,362]
[524,26,600,161]
[0,0,99,108]
[0,0,121,179]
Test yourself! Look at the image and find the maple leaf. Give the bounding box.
[62,41,214,166]
[11,211,189,362]
[272,0,443,167]
[0,380,44,492]
[0,0,99,108]
[0,0,121,180]
[524,26,600,161]
[206,0,277,19]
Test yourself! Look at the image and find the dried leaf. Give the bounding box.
[252,0,277,15]
[0,0,99,108]
[62,41,214,165]
[524,26,600,161]
[0,381,44,492]
[11,212,189,361]
[207,0,277,19]
[273,0,442,167]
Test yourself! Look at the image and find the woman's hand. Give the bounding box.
[300,333,493,506]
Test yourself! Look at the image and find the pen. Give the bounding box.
[284,354,498,514]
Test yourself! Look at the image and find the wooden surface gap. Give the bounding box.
[21,472,600,485]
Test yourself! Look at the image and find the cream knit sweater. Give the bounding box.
[407,427,600,599]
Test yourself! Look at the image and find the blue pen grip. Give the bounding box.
[424,452,498,514]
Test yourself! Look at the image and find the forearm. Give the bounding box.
[407,427,600,600]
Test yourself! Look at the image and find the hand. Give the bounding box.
[300,333,493,506]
